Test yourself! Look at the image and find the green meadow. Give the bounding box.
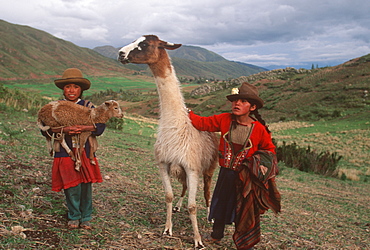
[0,107,369,249]
[0,73,369,249]
[4,77,157,99]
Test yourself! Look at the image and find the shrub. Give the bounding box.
[0,83,48,115]
[106,117,125,130]
[85,89,145,104]
[274,139,342,177]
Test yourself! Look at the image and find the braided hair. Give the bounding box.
[251,108,271,134]
[248,99,271,133]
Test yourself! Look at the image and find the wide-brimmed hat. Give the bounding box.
[54,68,91,90]
[226,82,264,108]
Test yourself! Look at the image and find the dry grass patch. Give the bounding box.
[271,121,370,180]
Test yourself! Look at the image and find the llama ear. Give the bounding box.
[162,42,182,50]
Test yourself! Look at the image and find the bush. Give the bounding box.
[106,117,125,130]
[0,84,48,115]
[85,89,145,105]
[274,139,342,177]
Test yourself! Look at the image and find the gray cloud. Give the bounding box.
[1,0,369,69]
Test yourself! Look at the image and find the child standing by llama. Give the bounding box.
[188,82,281,249]
[40,68,105,229]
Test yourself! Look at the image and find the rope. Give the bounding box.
[45,126,65,140]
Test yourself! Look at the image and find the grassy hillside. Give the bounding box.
[190,55,370,122]
[0,20,137,81]
[0,109,369,249]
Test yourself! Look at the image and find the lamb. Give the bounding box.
[37,100,123,170]
[118,35,219,249]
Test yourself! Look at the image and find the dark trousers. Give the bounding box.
[212,219,254,250]
[64,183,93,222]
[211,219,226,240]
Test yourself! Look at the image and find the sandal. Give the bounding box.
[80,221,92,230]
[68,220,79,229]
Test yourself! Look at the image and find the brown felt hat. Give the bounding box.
[226,82,264,108]
[54,68,91,90]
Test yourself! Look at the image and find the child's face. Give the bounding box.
[231,99,256,116]
[63,84,81,102]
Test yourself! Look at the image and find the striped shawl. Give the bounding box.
[233,150,281,249]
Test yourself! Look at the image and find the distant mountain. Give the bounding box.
[0,20,134,81]
[93,45,267,80]
[168,45,226,62]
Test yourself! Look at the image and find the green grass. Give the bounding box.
[0,109,369,249]
[4,77,156,100]
[88,76,156,91]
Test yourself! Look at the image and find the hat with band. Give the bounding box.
[226,82,264,108]
[54,68,91,90]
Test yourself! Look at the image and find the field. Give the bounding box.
[271,120,370,180]
[0,109,369,249]
[3,76,157,100]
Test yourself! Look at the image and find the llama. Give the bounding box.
[38,100,123,170]
[118,35,219,249]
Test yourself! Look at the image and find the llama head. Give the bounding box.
[103,100,124,119]
[118,35,182,65]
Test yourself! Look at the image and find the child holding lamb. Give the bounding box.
[188,82,281,249]
[40,68,105,229]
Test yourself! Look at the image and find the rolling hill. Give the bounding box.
[1,19,369,124]
[0,20,134,82]
[190,56,370,122]
[0,19,266,82]
[94,44,266,79]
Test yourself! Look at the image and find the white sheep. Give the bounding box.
[37,100,123,170]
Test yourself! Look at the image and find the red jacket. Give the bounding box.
[189,111,275,168]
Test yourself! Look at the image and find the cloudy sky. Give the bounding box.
[1,0,369,69]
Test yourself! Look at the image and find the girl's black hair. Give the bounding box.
[251,109,271,133]
[231,99,271,134]
[248,99,271,133]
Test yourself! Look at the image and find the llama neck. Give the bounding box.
[148,56,188,124]
[91,106,109,124]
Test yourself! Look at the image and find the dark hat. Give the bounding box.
[226,82,264,108]
[54,68,91,90]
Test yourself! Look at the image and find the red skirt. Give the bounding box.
[51,149,103,192]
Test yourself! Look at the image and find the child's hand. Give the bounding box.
[65,126,82,135]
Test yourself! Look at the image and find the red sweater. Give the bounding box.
[189,111,275,168]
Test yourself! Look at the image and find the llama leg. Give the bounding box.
[203,165,215,219]
[158,162,173,236]
[46,138,53,156]
[186,170,204,249]
[60,136,75,161]
[74,151,81,171]
[173,183,187,213]
[75,144,85,172]
[37,122,53,156]
[71,135,81,171]
[88,135,97,165]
